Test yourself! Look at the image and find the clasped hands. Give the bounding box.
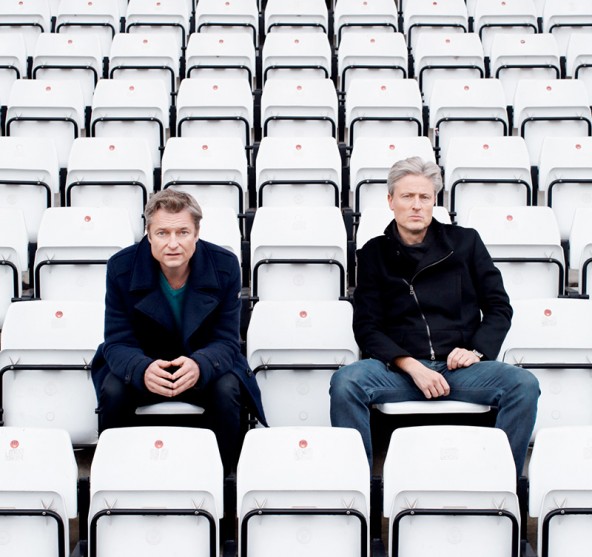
[396,347,481,400]
[144,356,200,397]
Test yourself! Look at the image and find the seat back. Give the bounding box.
[246,300,359,426]
[383,425,520,557]
[0,208,26,327]
[89,426,223,557]
[237,426,370,557]
[0,426,78,557]
[0,300,104,444]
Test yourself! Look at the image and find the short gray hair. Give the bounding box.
[387,156,443,196]
[145,189,203,231]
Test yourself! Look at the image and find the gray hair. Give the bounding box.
[387,156,443,196]
[145,189,203,231]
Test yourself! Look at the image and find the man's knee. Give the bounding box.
[208,372,241,410]
[98,372,137,431]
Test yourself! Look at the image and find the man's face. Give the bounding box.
[387,174,435,242]
[147,208,199,273]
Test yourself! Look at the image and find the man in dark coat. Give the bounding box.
[92,189,265,472]
[330,156,539,476]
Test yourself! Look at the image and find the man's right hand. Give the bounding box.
[394,356,450,399]
[144,360,177,396]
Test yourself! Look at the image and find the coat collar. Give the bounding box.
[384,218,454,274]
[129,238,223,344]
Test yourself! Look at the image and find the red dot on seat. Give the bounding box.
[544,309,552,317]
[55,311,63,318]
[299,439,308,448]
[299,310,308,318]
[10,440,19,449]
[155,440,164,449]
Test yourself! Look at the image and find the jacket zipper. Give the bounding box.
[405,251,453,361]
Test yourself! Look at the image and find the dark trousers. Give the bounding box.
[98,371,243,474]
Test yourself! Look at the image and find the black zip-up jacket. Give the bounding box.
[353,218,512,364]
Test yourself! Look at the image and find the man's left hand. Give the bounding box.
[447,347,481,370]
[168,356,201,396]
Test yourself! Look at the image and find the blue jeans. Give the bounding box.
[329,358,540,476]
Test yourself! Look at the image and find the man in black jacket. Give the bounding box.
[330,156,539,475]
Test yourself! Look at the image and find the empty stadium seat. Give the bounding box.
[33,206,135,301]
[250,206,347,301]
[185,31,256,86]
[89,426,224,557]
[489,33,561,107]
[0,427,78,557]
[337,31,407,93]
[162,136,248,215]
[333,0,398,46]
[90,78,170,168]
[383,425,520,557]
[466,206,565,300]
[176,77,254,148]
[542,0,592,57]
[569,207,592,295]
[0,33,27,114]
[246,300,359,426]
[195,0,259,47]
[264,0,329,35]
[55,0,122,58]
[255,136,342,207]
[237,427,370,557]
[413,32,485,102]
[513,78,592,167]
[529,425,592,557]
[0,300,104,445]
[199,205,242,261]
[444,136,532,226]
[345,78,423,147]
[6,79,85,168]
[538,136,592,241]
[428,77,508,164]
[500,297,592,440]
[565,32,592,106]
[32,32,103,109]
[260,77,338,137]
[0,0,52,58]
[261,32,332,82]
[65,136,154,241]
[0,136,60,245]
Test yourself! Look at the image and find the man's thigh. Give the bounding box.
[336,358,428,404]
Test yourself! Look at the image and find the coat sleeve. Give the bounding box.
[189,254,243,389]
[101,258,154,391]
[467,230,513,360]
[353,242,412,365]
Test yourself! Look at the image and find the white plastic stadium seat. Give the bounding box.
[333,0,398,46]
[538,136,592,242]
[345,78,423,147]
[65,136,154,241]
[0,300,104,445]
[246,301,359,426]
[162,136,248,215]
[444,136,532,226]
[338,32,407,93]
[529,425,592,557]
[255,136,341,207]
[261,78,338,138]
[264,0,329,35]
[569,207,592,295]
[91,78,170,168]
[89,427,223,557]
[250,206,347,301]
[500,298,592,440]
[0,0,52,57]
[466,206,565,300]
[0,34,27,110]
[198,205,242,261]
[0,137,60,245]
[237,427,370,557]
[565,32,592,106]
[0,427,78,557]
[383,425,520,557]
[513,78,592,167]
[542,0,592,57]
[6,79,85,168]
[32,32,103,108]
[33,206,135,302]
[195,0,259,47]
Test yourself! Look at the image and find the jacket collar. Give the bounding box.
[129,238,222,344]
[384,218,454,273]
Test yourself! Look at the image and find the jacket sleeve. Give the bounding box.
[468,230,513,360]
[353,242,412,365]
[189,254,243,389]
[102,259,154,391]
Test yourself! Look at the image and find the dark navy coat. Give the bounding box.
[91,236,266,424]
